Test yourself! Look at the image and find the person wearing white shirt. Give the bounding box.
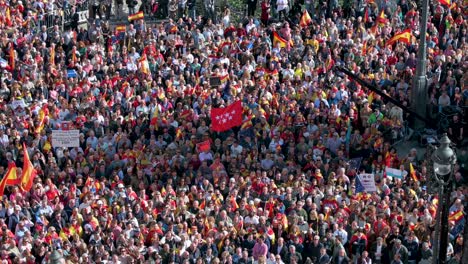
[0,130,8,147]
[231,141,243,157]
[244,211,260,226]
[199,150,213,162]
[333,224,348,245]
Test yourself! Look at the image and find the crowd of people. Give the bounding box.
[0,0,467,263]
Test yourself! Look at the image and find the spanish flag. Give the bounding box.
[115,25,126,33]
[50,45,55,66]
[361,40,368,56]
[35,104,49,134]
[0,163,18,196]
[9,43,15,70]
[386,29,412,46]
[300,10,312,28]
[150,105,159,126]
[273,31,293,48]
[409,162,418,181]
[219,74,229,83]
[21,143,37,192]
[169,25,178,33]
[377,10,388,27]
[128,11,144,21]
[138,54,150,75]
[175,127,183,140]
[438,0,451,6]
[5,163,20,186]
[5,7,11,27]
[448,210,464,223]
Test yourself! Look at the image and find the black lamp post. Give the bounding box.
[431,134,456,264]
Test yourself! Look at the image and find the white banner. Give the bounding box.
[10,99,27,109]
[52,130,80,148]
[385,167,403,179]
[358,174,377,192]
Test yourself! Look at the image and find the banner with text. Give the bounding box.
[52,130,80,148]
[355,173,377,193]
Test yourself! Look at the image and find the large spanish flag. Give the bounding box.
[128,11,144,21]
[386,29,412,46]
[300,10,312,28]
[438,0,451,6]
[21,143,38,192]
[0,163,18,196]
[273,31,293,48]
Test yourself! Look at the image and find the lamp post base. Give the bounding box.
[412,75,428,130]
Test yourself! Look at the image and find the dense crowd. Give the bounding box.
[0,0,467,263]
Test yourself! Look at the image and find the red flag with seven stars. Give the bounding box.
[210,101,243,132]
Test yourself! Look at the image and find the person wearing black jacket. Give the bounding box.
[270,237,288,259]
[304,235,323,262]
[404,233,419,264]
[127,0,137,15]
[187,0,196,19]
[247,0,257,17]
[370,237,389,264]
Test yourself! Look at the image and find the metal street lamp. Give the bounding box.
[431,134,457,264]
[412,0,430,130]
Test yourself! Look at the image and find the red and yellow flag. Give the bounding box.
[150,105,159,127]
[9,43,15,70]
[115,25,126,33]
[377,10,388,27]
[448,210,464,223]
[0,163,18,196]
[50,45,55,66]
[300,10,312,28]
[5,7,12,26]
[5,163,20,186]
[35,104,49,134]
[128,11,144,21]
[409,162,418,181]
[386,29,412,46]
[21,143,38,192]
[438,0,451,6]
[138,54,150,75]
[361,40,368,56]
[273,31,293,48]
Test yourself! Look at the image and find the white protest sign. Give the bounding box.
[52,130,80,148]
[357,173,377,192]
[10,99,27,109]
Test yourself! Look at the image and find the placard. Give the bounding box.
[356,173,377,193]
[52,130,80,148]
